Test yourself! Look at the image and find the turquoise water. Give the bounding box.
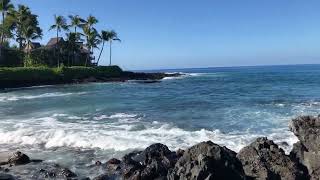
[1,64,320,177]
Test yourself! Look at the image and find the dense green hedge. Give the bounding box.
[0,66,123,88]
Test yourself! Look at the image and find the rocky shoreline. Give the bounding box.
[0,71,183,90]
[1,115,319,179]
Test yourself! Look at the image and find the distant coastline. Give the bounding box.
[0,66,182,90]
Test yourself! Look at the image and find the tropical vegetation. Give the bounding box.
[0,0,121,68]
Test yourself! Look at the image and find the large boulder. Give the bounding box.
[168,141,246,180]
[0,151,32,166]
[7,151,30,166]
[237,137,307,180]
[97,143,178,180]
[290,115,320,152]
[290,115,320,180]
[123,143,178,180]
[37,165,77,179]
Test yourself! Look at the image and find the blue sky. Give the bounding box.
[13,0,320,70]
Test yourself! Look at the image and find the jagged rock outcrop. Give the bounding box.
[168,141,246,180]
[290,116,320,152]
[7,152,30,166]
[290,115,320,180]
[94,143,179,180]
[237,137,307,180]
[0,151,31,166]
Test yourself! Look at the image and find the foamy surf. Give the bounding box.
[0,113,297,154]
[0,92,86,102]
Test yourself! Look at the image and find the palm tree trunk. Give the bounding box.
[97,41,105,65]
[1,11,4,45]
[109,41,112,66]
[85,46,90,67]
[56,29,59,67]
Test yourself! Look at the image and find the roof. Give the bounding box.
[24,42,41,52]
[30,42,41,49]
[46,37,64,47]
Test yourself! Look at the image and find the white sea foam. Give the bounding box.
[0,113,298,154]
[0,92,86,102]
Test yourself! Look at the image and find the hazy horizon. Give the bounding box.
[14,0,320,70]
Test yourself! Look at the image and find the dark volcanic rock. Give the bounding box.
[168,141,245,180]
[290,115,320,180]
[99,143,178,180]
[290,115,320,152]
[7,151,30,165]
[37,164,77,179]
[237,137,307,180]
[93,174,111,180]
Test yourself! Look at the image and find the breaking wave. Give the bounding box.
[0,113,297,153]
[0,92,86,102]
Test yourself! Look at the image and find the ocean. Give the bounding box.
[1,64,320,177]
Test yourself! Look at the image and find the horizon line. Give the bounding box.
[133,63,320,72]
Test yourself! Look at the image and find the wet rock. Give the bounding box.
[37,165,77,179]
[290,115,320,179]
[95,161,102,166]
[93,174,110,180]
[290,141,308,165]
[168,141,245,180]
[105,158,121,172]
[107,158,121,165]
[0,173,14,180]
[176,149,184,158]
[290,115,320,152]
[114,143,178,180]
[7,151,30,165]
[237,137,307,180]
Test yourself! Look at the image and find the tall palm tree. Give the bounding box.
[68,15,84,34]
[12,5,32,50]
[49,15,68,67]
[82,15,99,66]
[82,26,100,66]
[97,30,108,65]
[106,30,120,66]
[0,0,14,45]
[85,15,98,30]
[24,25,42,55]
[68,15,84,65]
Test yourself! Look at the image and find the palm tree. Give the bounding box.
[82,26,100,66]
[82,15,99,66]
[68,15,84,34]
[68,15,84,65]
[24,25,42,55]
[0,0,14,45]
[85,15,98,30]
[97,30,108,65]
[106,30,120,66]
[49,15,68,67]
[12,5,32,50]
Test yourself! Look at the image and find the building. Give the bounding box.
[46,37,65,49]
[23,42,41,53]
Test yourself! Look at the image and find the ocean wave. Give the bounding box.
[0,92,86,102]
[0,113,297,154]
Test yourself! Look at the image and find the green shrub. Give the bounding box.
[0,66,124,85]
[0,67,59,82]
